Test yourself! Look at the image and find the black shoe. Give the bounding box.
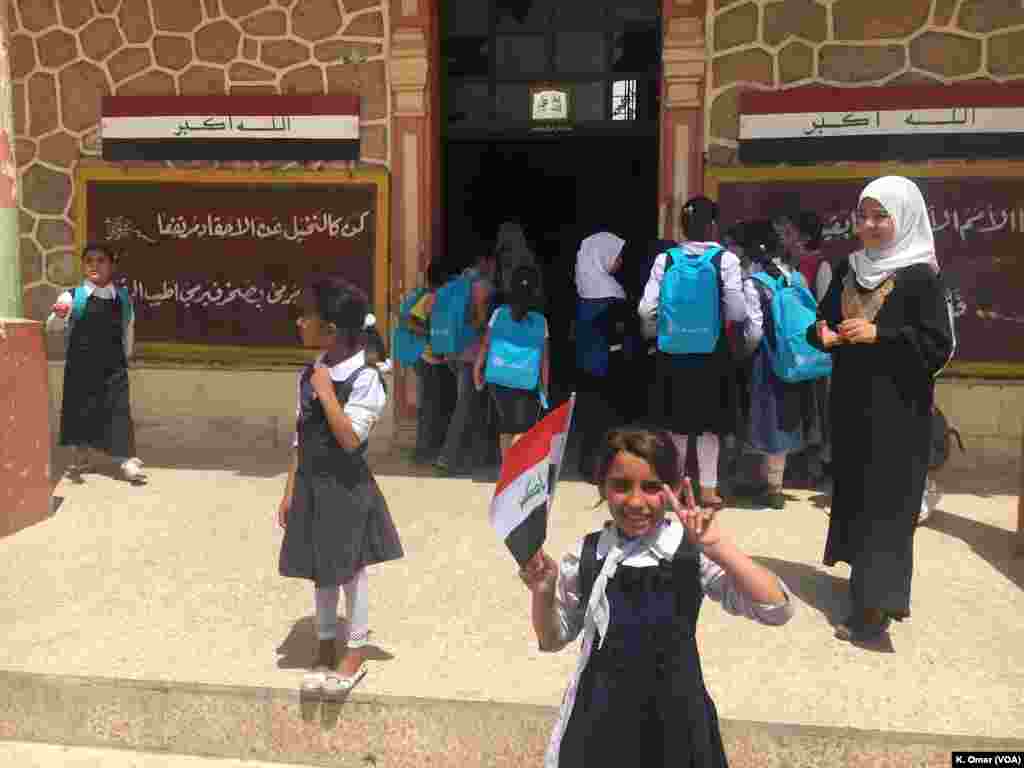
[835,614,891,642]
[760,491,786,510]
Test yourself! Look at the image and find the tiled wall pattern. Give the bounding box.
[9,0,389,320]
[706,0,1024,164]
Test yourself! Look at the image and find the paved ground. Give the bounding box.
[2,425,1022,741]
[0,741,313,768]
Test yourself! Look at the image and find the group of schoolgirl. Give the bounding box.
[394,242,549,472]
[625,197,834,511]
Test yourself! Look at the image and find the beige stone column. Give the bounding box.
[660,0,707,241]
[389,0,438,447]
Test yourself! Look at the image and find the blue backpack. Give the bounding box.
[392,287,428,366]
[431,272,479,356]
[657,245,723,355]
[71,282,134,326]
[751,270,832,383]
[484,306,545,391]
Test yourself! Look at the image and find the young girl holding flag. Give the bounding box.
[520,428,793,768]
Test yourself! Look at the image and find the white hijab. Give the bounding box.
[575,232,626,300]
[850,176,939,290]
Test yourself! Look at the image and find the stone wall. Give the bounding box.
[706,0,1024,165]
[9,0,389,322]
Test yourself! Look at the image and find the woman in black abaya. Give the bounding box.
[810,176,953,642]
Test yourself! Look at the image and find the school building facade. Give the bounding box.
[2,0,1023,535]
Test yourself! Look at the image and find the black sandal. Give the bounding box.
[835,613,891,642]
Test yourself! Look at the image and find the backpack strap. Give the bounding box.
[116,286,134,326]
[341,363,387,399]
[71,283,89,323]
[664,247,682,271]
[576,529,605,611]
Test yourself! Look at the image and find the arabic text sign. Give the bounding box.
[738,107,1024,140]
[717,177,1024,364]
[101,115,359,141]
[530,87,571,122]
[85,179,378,349]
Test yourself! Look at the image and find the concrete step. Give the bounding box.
[2,670,1022,768]
[0,740,314,768]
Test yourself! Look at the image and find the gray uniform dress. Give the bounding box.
[279,363,404,587]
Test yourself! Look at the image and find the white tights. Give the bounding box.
[314,568,369,646]
[671,433,720,489]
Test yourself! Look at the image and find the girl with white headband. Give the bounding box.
[812,176,954,643]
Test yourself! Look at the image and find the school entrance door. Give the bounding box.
[441,0,662,404]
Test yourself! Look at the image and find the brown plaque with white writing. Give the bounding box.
[75,165,389,366]
[707,162,1024,377]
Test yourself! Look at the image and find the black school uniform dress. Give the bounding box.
[545,521,794,768]
[58,286,135,458]
[279,355,404,587]
[642,245,738,436]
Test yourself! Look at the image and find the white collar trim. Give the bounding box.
[315,350,367,382]
[597,517,682,562]
[82,279,116,299]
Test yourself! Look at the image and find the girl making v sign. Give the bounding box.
[521,428,794,768]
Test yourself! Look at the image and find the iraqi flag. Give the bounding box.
[490,394,575,567]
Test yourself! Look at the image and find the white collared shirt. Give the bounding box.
[292,350,387,449]
[549,519,794,654]
[46,280,135,359]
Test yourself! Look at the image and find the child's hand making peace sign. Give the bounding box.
[664,478,722,548]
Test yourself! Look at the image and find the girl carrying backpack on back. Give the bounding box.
[474,265,549,461]
[638,197,748,509]
[733,220,821,510]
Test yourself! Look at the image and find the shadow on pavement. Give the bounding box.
[276,616,395,671]
[933,464,1019,498]
[752,556,849,626]
[752,556,898,654]
[925,508,1024,591]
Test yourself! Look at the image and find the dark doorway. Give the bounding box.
[444,137,658,404]
[440,0,662,403]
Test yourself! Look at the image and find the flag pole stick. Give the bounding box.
[547,392,576,513]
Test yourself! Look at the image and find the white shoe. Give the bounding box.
[301,667,328,697]
[120,458,146,482]
[322,663,367,699]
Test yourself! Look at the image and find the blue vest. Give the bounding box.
[657,246,722,355]
[576,297,618,377]
[484,306,545,391]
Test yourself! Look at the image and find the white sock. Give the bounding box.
[343,568,369,647]
[696,433,719,489]
[314,586,341,641]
